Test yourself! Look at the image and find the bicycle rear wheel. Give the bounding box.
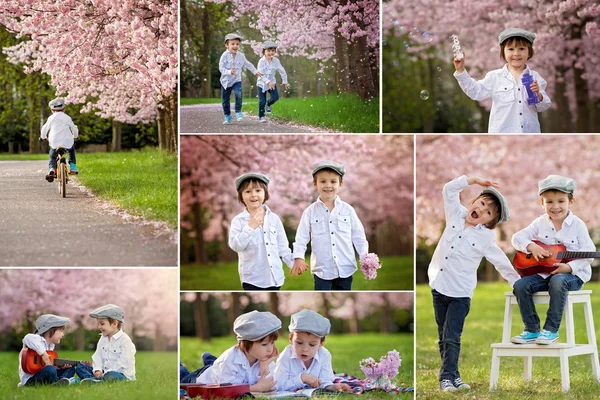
[60,162,67,197]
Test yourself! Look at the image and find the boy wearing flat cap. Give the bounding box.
[192,311,281,392]
[219,33,263,125]
[40,97,79,181]
[257,40,290,122]
[77,304,136,383]
[511,175,594,345]
[18,314,79,386]
[292,160,369,290]
[229,172,294,291]
[274,309,351,392]
[428,176,520,392]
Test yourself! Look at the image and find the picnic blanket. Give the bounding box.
[333,373,414,394]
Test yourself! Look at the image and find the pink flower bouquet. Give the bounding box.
[359,350,401,387]
[360,253,382,280]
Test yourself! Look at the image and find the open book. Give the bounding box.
[251,388,357,398]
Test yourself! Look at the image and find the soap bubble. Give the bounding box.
[437,77,442,81]
[437,67,442,72]
[382,40,387,46]
[403,41,410,48]
[420,90,430,100]
[422,32,433,43]
[393,20,400,25]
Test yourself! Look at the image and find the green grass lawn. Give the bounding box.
[75,149,178,227]
[416,282,600,398]
[181,332,414,393]
[181,94,379,133]
[181,256,413,291]
[0,351,177,399]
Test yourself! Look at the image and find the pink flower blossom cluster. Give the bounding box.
[360,253,382,280]
[359,350,402,380]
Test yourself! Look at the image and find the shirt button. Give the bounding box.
[445,257,448,259]
[459,236,462,238]
[440,269,444,271]
[519,101,522,103]
[451,246,454,249]
[545,236,548,238]
[266,243,269,245]
[518,88,521,91]
[452,225,455,228]
[268,254,270,257]
[520,113,522,115]
[332,243,335,246]
[331,232,334,235]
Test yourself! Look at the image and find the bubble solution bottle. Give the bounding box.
[521,72,540,105]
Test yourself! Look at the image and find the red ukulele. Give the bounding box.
[21,347,83,374]
[181,383,251,399]
[513,240,600,277]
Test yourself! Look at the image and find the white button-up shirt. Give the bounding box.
[40,112,79,149]
[229,205,294,288]
[274,344,335,391]
[18,333,53,387]
[92,330,136,380]
[293,197,368,280]
[512,211,594,283]
[428,176,521,298]
[454,65,551,133]
[257,56,288,93]
[197,345,275,385]
[219,50,258,90]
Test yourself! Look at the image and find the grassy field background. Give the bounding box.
[181,256,413,291]
[416,282,600,399]
[0,351,177,400]
[181,332,414,393]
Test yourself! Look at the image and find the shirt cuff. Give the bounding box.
[294,374,305,389]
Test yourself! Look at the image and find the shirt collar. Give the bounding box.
[233,346,252,367]
[316,196,341,208]
[240,204,270,219]
[501,63,531,78]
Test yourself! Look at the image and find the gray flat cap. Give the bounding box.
[235,172,270,191]
[89,304,125,322]
[233,311,281,341]
[538,175,576,196]
[262,40,278,49]
[312,160,345,178]
[481,187,510,223]
[289,309,331,338]
[48,98,66,110]
[35,314,69,334]
[498,28,536,45]
[224,33,243,44]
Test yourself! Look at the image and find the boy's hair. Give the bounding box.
[500,36,534,61]
[237,331,279,353]
[313,168,343,184]
[107,317,122,330]
[225,38,241,46]
[469,193,501,229]
[288,331,325,343]
[42,325,66,338]
[262,47,276,55]
[540,189,574,201]
[237,178,270,204]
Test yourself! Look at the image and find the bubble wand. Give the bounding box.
[451,34,464,60]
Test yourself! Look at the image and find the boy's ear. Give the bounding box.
[339,180,343,188]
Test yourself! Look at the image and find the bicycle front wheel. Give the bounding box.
[60,163,67,198]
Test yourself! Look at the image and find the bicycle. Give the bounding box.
[45,146,71,198]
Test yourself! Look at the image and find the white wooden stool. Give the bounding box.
[490,290,600,392]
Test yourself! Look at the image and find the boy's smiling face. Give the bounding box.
[290,331,323,363]
[541,190,572,223]
[264,48,276,59]
[241,182,266,212]
[97,318,120,337]
[465,196,498,227]
[314,170,343,203]
[226,39,241,54]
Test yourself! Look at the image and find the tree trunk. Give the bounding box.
[193,294,211,340]
[192,199,208,264]
[153,328,167,351]
[200,6,213,98]
[111,120,122,152]
[269,293,281,321]
[353,35,375,100]
[334,29,350,93]
[380,294,391,333]
[551,66,571,133]
[228,293,241,336]
[573,66,590,133]
[347,40,358,93]
[75,320,85,351]
[349,294,360,333]
[156,93,177,153]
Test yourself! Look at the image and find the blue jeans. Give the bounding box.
[25,365,75,385]
[513,273,584,333]
[242,282,281,291]
[313,275,353,290]
[258,86,280,118]
[180,353,216,383]
[49,146,76,170]
[221,81,242,116]
[432,289,471,382]
[75,363,127,381]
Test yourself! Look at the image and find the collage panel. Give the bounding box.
[0,268,179,398]
[180,0,379,134]
[180,134,414,291]
[415,135,600,398]
[180,292,414,396]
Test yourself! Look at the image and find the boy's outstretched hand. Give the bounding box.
[256,72,264,77]
[327,383,353,392]
[467,176,500,189]
[453,51,465,74]
[282,83,291,89]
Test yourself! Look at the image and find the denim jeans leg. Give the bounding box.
[513,274,548,332]
[222,86,232,116]
[258,89,267,118]
[432,290,448,368]
[267,86,279,106]
[67,146,76,164]
[25,365,58,385]
[56,366,76,379]
[49,147,57,170]
[233,82,243,113]
[313,275,333,290]
[331,275,353,290]
[103,371,126,381]
[75,363,94,379]
[544,274,584,332]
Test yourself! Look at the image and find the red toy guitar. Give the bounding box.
[182,383,251,399]
[513,240,600,277]
[21,347,83,374]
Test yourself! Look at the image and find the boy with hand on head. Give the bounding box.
[220,33,264,124]
[18,314,79,386]
[292,160,369,290]
[428,175,521,392]
[77,304,136,383]
[40,97,79,182]
[191,311,280,392]
[274,309,352,392]
[511,175,594,345]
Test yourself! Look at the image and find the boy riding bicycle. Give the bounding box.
[40,98,79,182]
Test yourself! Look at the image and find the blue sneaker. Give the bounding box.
[235,112,244,121]
[510,330,540,344]
[80,378,102,385]
[259,117,267,123]
[69,162,78,174]
[266,105,272,115]
[535,329,558,345]
[223,115,231,124]
[56,377,80,385]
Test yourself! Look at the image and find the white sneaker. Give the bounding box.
[259,117,267,123]
[440,379,457,392]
